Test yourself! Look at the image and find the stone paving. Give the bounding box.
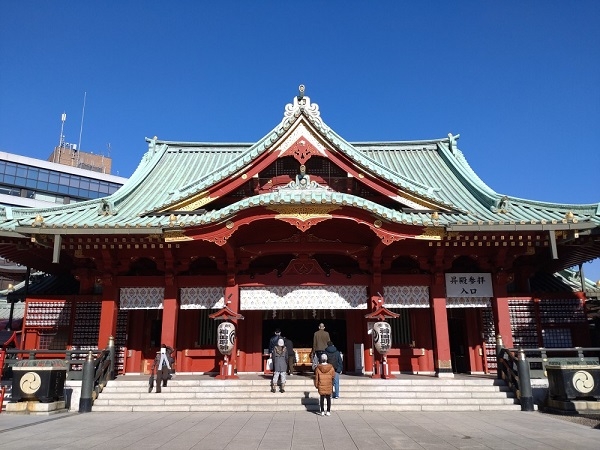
[0,410,599,449]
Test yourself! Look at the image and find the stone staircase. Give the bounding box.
[92,373,521,412]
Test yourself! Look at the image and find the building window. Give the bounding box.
[388,309,412,346]
[197,310,217,347]
[542,328,572,348]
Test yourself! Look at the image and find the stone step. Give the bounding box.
[98,387,514,399]
[91,374,521,412]
[93,396,517,406]
[101,385,510,394]
[108,377,509,387]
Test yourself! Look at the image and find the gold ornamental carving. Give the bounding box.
[268,233,340,244]
[277,216,329,232]
[374,228,408,245]
[178,194,216,211]
[199,222,239,246]
[161,191,217,212]
[415,226,446,241]
[268,204,339,221]
[164,230,192,242]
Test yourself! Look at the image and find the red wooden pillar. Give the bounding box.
[161,284,179,349]
[238,310,262,372]
[411,309,434,373]
[98,276,118,349]
[430,275,453,377]
[492,272,513,348]
[225,285,239,372]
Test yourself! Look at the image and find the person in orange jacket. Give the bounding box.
[314,353,335,416]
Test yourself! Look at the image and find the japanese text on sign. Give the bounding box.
[445,273,493,297]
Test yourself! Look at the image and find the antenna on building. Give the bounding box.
[59,112,66,147]
[78,91,86,152]
[56,112,67,163]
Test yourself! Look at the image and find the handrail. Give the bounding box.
[79,336,115,413]
[495,337,600,411]
[504,346,600,379]
[1,348,104,380]
[496,335,534,411]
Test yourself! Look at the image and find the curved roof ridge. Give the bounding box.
[151,140,255,147]
[174,128,279,197]
[435,138,600,216]
[108,138,170,207]
[436,140,500,210]
[351,138,450,146]
[181,190,437,227]
[0,143,170,221]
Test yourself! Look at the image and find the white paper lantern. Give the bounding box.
[217,321,236,355]
[372,321,392,355]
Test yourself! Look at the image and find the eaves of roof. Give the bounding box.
[3,188,597,237]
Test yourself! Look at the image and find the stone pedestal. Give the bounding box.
[547,398,600,414]
[547,364,600,401]
[6,400,67,415]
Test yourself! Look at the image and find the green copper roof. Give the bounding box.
[0,91,598,235]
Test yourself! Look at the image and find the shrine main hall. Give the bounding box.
[1,86,599,377]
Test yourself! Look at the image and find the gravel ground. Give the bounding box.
[539,410,600,429]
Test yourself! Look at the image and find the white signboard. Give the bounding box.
[445,273,493,298]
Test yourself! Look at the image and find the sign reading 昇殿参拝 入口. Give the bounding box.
[445,273,493,297]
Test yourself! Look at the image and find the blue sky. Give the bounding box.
[1,1,599,281]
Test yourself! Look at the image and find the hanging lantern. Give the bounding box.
[217,321,236,355]
[372,321,392,355]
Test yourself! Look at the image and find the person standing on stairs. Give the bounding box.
[324,341,342,398]
[151,344,173,393]
[314,353,335,416]
[312,323,330,362]
[283,336,295,376]
[268,328,281,357]
[271,338,288,393]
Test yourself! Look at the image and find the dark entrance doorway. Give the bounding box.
[262,316,347,357]
[448,308,469,373]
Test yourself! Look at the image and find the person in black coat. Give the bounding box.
[283,336,295,375]
[324,341,342,398]
[268,328,281,356]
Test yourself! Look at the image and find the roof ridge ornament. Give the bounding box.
[283,85,324,125]
[493,195,511,214]
[276,164,332,192]
[447,133,460,154]
[97,199,116,216]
